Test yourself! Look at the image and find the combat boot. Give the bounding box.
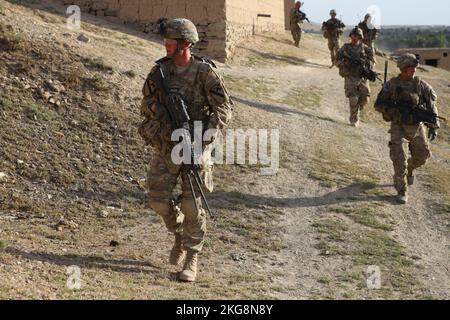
[396,191,408,204]
[179,250,198,282]
[169,233,185,266]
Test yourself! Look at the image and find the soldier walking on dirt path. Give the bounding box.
[336,27,375,127]
[290,1,309,48]
[138,18,233,282]
[374,53,440,204]
[322,9,346,68]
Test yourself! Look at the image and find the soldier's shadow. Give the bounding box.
[231,95,338,124]
[5,247,162,275]
[237,46,330,69]
[211,182,397,209]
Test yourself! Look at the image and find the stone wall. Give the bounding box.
[61,0,285,61]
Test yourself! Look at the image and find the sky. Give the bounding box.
[296,0,450,26]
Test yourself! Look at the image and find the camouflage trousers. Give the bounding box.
[328,37,340,64]
[291,25,302,46]
[389,123,431,193]
[147,154,213,253]
[344,76,370,124]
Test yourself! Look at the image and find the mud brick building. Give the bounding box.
[61,0,286,61]
[396,48,450,71]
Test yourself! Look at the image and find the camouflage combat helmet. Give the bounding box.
[396,53,419,70]
[159,18,199,44]
[349,27,364,39]
[330,9,337,15]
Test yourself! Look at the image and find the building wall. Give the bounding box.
[396,48,450,71]
[61,0,285,61]
[284,0,295,30]
[62,0,227,59]
[225,0,285,57]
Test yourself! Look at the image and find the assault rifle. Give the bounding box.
[380,100,446,126]
[343,50,381,82]
[151,64,214,218]
[298,10,311,24]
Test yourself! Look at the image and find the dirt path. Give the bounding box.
[221,54,450,299]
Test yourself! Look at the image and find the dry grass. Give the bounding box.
[308,130,379,188]
[282,86,323,110]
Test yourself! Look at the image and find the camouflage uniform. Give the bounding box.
[337,29,375,125]
[375,54,439,200]
[290,7,307,47]
[322,11,346,65]
[358,16,379,53]
[139,19,232,280]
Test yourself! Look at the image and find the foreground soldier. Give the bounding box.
[289,1,308,47]
[321,9,346,68]
[138,18,233,281]
[358,13,379,54]
[374,54,440,204]
[337,27,375,127]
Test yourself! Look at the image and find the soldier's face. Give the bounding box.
[331,13,336,18]
[164,39,178,56]
[403,67,417,79]
[351,34,361,44]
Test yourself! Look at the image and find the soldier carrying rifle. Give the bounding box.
[138,18,233,281]
[375,53,445,204]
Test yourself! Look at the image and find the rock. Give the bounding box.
[109,240,119,247]
[77,33,90,43]
[0,172,7,181]
[84,93,92,102]
[55,217,79,230]
[16,159,25,165]
[42,91,51,100]
[98,210,109,218]
[49,98,56,105]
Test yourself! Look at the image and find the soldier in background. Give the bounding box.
[322,9,346,68]
[374,54,439,204]
[358,13,379,55]
[289,1,308,47]
[139,18,233,281]
[336,27,375,127]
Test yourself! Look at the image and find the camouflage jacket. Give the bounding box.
[374,76,439,127]
[321,18,345,39]
[290,8,307,28]
[139,55,233,155]
[357,21,379,44]
[337,43,374,78]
